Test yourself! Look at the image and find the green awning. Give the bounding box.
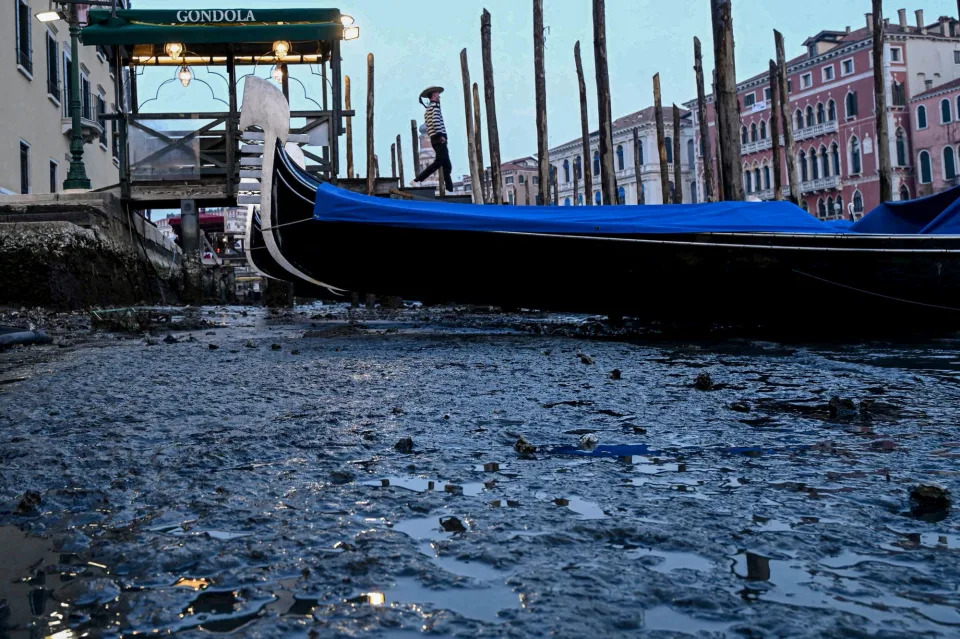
[81,8,343,46]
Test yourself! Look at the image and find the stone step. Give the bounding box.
[239,170,262,179]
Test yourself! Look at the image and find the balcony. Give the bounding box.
[61,89,103,143]
[741,138,773,155]
[794,120,838,142]
[800,175,841,194]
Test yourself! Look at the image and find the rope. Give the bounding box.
[792,269,960,312]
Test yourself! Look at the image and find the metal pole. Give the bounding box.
[64,1,90,190]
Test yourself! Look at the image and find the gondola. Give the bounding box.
[241,77,960,330]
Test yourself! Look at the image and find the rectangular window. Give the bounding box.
[80,74,91,120]
[841,59,855,76]
[519,175,525,184]
[97,94,107,148]
[787,79,793,94]
[890,47,902,63]
[45,33,59,100]
[62,51,72,116]
[19,141,30,195]
[111,115,119,161]
[743,92,756,107]
[15,0,32,76]
[532,177,539,185]
[49,160,58,193]
[955,50,960,64]
[764,87,772,101]
[822,65,835,82]
[505,176,514,185]
[801,73,812,89]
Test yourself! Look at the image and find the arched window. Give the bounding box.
[563,159,570,183]
[594,190,602,205]
[853,190,864,213]
[892,81,906,106]
[637,140,644,165]
[827,197,835,217]
[760,120,767,140]
[895,128,906,166]
[801,200,810,213]
[617,186,626,204]
[690,181,697,204]
[816,103,825,124]
[817,198,827,218]
[942,98,953,124]
[828,99,837,121]
[578,193,584,205]
[763,165,771,190]
[899,185,910,201]
[799,150,808,181]
[616,145,624,171]
[944,146,957,180]
[836,195,844,215]
[796,109,804,131]
[564,197,571,206]
[819,145,829,177]
[593,151,600,177]
[806,106,815,128]
[574,155,582,179]
[750,122,758,142]
[850,136,862,174]
[745,169,752,193]
[831,142,841,175]
[687,139,695,166]
[917,105,928,129]
[741,126,748,144]
[810,148,819,180]
[754,167,761,192]
[919,150,932,183]
[665,137,674,163]
[845,92,858,118]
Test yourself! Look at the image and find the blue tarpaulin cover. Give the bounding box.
[312,181,960,236]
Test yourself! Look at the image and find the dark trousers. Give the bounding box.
[416,134,454,191]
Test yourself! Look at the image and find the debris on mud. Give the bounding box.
[577,352,595,365]
[694,372,715,391]
[828,396,858,419]
[90,307,208,334]
[579,433,599,450]
[610,368,622,380]
[439,516,466,533]
[16,490,41,513]
[514,437,537,456]
[394,437,414,453]
[910,484,951,521]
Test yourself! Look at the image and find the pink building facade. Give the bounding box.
[909,77,960,195]
[685,10,960,220]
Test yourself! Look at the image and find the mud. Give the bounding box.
[1,304,959,637]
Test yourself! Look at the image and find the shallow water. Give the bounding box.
[1,304,959,637]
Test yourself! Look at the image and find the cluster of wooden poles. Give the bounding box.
[337,0,893,206]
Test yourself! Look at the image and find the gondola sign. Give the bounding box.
[174,10,257,23]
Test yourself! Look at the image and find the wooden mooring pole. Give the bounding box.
[593,0,617,205]
[461,49,484,204]
[390,143,397,179]
[711,0,744,201]
[573,160,580,205]
[396,134,405,187]
[575,41,592,205]
[534,0,549,205]
[410,119,420,180]
[769,60,783,200]
[633,127,644,204]
[481,9,503,204]
[653,74,670,205]
[775,31,799,205]
[672,104,682,204]
[693,37,714,202]
[872,0,892,203]
[345,75,354,179]
[472,82,486,203]
[712,71,725,201]
[365,53,375,196]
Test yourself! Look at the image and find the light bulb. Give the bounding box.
[272,40,290,59]
[343,26,360,41]
[178,65,192,87]
[165,42,184,60]
[339,14,354,26]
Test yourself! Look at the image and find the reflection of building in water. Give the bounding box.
[416,123,438,186]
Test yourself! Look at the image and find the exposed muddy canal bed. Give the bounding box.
[1,305,959,637]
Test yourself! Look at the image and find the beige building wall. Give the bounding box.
[0,0,119,195]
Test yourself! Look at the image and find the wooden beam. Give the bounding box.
[365,54,374,196]
[575,41,593,205]
[390,143,397,179]
[461,49,484,204]
[633,127,644,204]
[396,133,405,187]
[693,37,714,202]
[472,82,486,203]
[593,0,617,204]
[534,0,549,205]
[481,9,503,204]
[653,74,670,205]
[345,75,354,179]
[775,31,799,205]
[873,0,892,203]
[769,60,783,201]
[672,104,682,204]
[711,0,744,200]
[410,119,420,181]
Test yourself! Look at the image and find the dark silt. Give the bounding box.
[1,304,958,637]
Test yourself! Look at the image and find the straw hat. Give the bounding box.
[419,86,444,100]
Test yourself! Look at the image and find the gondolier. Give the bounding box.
[415,86,454,192]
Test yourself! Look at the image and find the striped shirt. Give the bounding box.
[424,101,447,138]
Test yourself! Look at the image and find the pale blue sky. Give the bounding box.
[133,0,959,181]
